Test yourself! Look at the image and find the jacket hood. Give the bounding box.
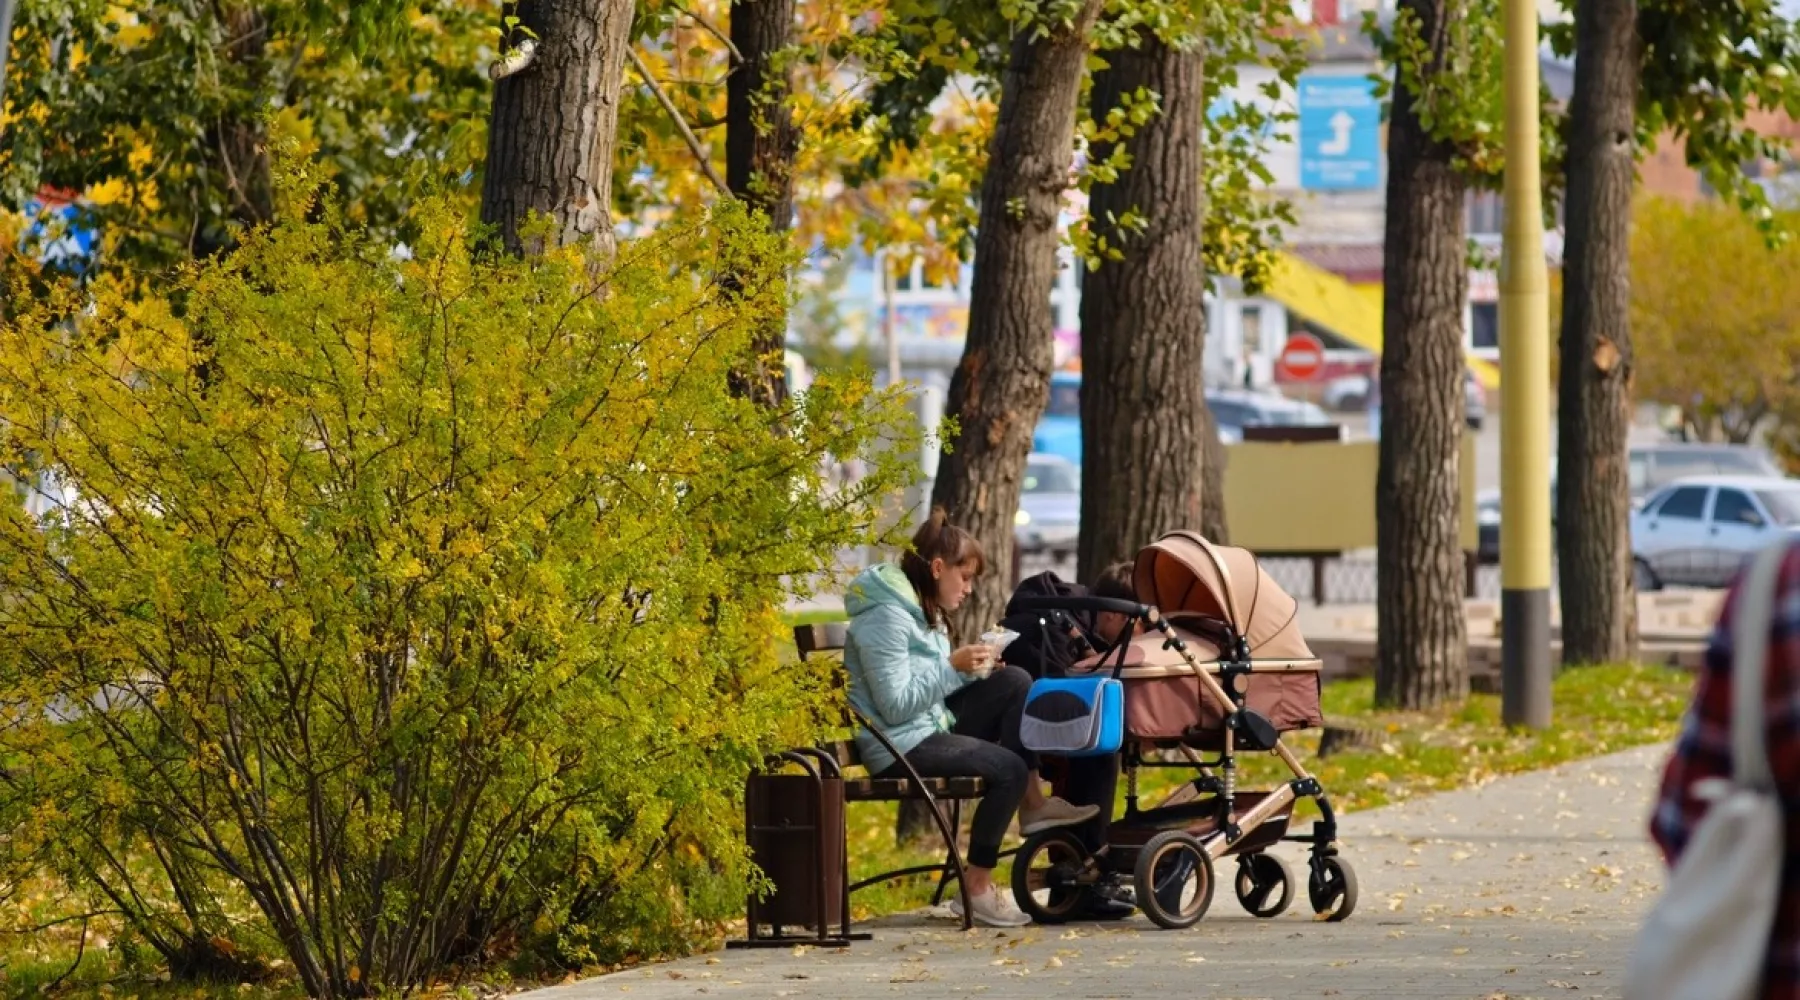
[845,563,925,623]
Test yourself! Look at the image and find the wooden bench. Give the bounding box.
[790,621,989,932]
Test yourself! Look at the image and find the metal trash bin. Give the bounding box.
[729,749,864,948]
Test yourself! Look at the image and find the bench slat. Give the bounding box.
[846,776,986,801]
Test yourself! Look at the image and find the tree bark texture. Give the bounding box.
[480,0,635,256]
[1076,32,1208,582]
[1375,0,1470,709]
[1557,0,1641,666]
[930,0,1105,636]
[726,0,800,409]
[727,0,798,232]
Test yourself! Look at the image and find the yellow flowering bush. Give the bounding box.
[0,182,913,995]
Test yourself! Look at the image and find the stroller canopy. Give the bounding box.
[1133,531,1311,660]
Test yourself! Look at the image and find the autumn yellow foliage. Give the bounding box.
[1631,195,1800,445]
[0,166,916,994]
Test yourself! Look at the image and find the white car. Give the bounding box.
[1630,475,1800,590]
[1015,453,1081,552]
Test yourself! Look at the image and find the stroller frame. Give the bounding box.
[1008,595,1357,929]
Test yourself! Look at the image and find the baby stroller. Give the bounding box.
[1007,531,1357,929]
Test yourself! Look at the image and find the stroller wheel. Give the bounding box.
[1234,853,1293,919]
[1307,856,1358,922]
[1133,831,1215,930]
[1010,829,1093,925]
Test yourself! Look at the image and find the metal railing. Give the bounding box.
[1015,546,1530,606]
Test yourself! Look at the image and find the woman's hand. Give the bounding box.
[950,644,995,675]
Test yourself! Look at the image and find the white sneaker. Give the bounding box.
[1018,797,1102,836]
[950,888,1032,927]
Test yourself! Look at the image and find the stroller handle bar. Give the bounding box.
[1010,595,1241,652]
[1009,595,1156,619]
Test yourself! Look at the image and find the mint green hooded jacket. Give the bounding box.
[843,563,974,774]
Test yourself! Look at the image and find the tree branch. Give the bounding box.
[626,48,731,197]
[677,2,742,65]
[4,910,111,934]
[489,38,537,81]
[44,915,90,992]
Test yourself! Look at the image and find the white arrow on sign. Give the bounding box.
[1319,110,1355,156]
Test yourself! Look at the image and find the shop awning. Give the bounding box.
[1265,251,1503,391]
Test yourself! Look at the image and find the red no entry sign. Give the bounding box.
[1276,333,1326,382]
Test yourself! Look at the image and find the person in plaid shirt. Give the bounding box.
[1651,537,1800,996]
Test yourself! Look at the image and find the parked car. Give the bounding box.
[1033,374,1303,457]
[1206,388,1333,444]
[1618,442,1785,508]
[1476,488,1501,564]
[1465,373,1487,430]
[1015,452,1080,552]
[1630,475,1800,590]
[1322,368,1486,430]
[1482,443,1786,562]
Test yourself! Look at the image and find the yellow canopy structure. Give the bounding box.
[1264,251,1502,391]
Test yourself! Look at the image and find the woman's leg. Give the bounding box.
[946,665,1043,802]
[946,666,1100,828]
[878,732,1028,896]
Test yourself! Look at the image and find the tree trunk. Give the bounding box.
[727,0,798,232]
[192,6,273,259]
[895,800,935,847]
[930,0,1104,635]
[1076,32,1207,582]
[479,0,636,256]
[1375,0,1469,709]
[726,0,800,408]
[1557,0,1641,666]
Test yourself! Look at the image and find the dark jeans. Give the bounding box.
[964,665,1117,853]
[944,664,1040,773]
[1045,752,1119,851]
[876,665,1038,868]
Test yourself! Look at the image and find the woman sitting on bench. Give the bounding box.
[843,508,1099,928]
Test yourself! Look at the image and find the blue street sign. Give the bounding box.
[1298,73,1382,191]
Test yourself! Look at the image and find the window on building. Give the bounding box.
[1241,306,1263,354]
[1471,302,1499,350]
[1466,191,1503,235]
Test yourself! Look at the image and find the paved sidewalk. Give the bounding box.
[526,745,1673,1000]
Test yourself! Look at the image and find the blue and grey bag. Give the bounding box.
[1019,674,1124,757]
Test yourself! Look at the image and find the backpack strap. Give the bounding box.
[1732,539,1790,792]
